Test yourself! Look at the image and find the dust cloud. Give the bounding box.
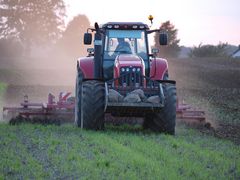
[0,51,80,106]
[0,14,91,107]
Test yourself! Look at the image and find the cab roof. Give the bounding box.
[101,22,149,30]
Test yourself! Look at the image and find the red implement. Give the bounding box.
[176,100,205,122]
[2,93,75,120]
[2,93,205,123]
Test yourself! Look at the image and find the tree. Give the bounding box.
[0,0,66,53]
[57,14,91,59]
[154,21,180,57]
[189,42,228,57]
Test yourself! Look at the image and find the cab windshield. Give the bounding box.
[104,30,147,60]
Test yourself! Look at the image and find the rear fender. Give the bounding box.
[150,58,168,80]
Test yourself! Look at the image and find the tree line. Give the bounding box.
[153,21,231,58]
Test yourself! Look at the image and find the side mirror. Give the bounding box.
[151,48,159,54]
[84,33,92,45]
[159,33,167,45]
[87,48,94,56]
[87,48,94,53]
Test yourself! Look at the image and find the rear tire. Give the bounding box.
[143,85,176,135]
[75,77,105,130]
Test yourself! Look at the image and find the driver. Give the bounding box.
[115,38,132,54]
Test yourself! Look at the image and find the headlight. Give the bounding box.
[126,68,130,72]
[132,68,136,72]
[137,68,141,72]
[121,68,125,72]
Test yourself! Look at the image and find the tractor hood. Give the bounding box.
[115,54,144,67]
[114,54,145,78]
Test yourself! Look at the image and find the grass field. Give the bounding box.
[0,124,239,179]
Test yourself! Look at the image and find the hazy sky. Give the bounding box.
[64,0,240,46]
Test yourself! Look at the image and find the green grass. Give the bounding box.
[0,123,239,179]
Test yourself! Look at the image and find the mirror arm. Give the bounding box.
[147,29,167,34]
[147,29,161,34]
[87,28,96,33]
[87,28,105,35]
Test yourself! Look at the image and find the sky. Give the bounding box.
[64,0,240,46]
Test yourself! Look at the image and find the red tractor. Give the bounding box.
[75,22,177,134]
[2,20,205,130]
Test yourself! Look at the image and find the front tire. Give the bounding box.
[75,78,105,130]
[144,85,177,135]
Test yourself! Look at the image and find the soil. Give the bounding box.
[168,57,240,144]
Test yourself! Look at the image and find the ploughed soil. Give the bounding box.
[168,57,240,144]
[0,57,240,144]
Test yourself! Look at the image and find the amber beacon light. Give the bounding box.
[148,15,154,24]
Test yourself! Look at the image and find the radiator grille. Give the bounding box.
[119,67,143,87]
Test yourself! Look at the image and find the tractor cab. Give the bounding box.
[102,23,149,80]
[102,22,149,60]
[83,22,167,82]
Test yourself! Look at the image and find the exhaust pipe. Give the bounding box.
[94,23,103,79]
